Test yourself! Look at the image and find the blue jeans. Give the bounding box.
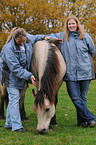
[66,80,95,125]
[5,88,23,131]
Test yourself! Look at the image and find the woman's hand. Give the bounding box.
[45,37,63,44]
[31,75,36,86]
[45,36,50,40]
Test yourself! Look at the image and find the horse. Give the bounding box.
[30,40,66,134]
[0,39,66,134]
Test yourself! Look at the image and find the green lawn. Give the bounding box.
[0,80,96,145]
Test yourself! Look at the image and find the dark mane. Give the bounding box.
[35,90,44,108]
[41,42,60,104]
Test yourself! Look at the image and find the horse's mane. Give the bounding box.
[35,90,44,108]
[40,42,60,104]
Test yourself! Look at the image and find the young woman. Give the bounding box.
[0,27,45,132]
[46,15,96,127]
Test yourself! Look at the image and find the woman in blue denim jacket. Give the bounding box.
[0,27,45,132]
[47,15,96,127]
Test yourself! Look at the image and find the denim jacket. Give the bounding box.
[0,33,45,89]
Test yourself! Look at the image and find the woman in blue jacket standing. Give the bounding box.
[47,15,96,127]
[0,27,45,132]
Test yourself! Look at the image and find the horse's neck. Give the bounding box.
[32,40,49,89]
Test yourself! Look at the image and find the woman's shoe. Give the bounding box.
[89,121,95,128]
[79,122,88,128]
[81,122,88,127]
[15,128,28,132]
[5,127,12,130]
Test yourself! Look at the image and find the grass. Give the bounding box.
[0,80,96,145]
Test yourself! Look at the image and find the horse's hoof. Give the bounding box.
[54,123,58,126]
[48,125,53,131]
[21,117,29,122]
[50,122,58,126]
[0,116,6,120]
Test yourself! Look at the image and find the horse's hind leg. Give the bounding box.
[0,96,5,119]
[20,99,29,122]
[19,83,29,122]
[20,101,29,122]
[0,84,8,120]
[50,93,58,126]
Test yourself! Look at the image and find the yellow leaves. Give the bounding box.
[0,0,96,51]
[0,31,8,52]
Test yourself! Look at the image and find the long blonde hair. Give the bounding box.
[64,15,85,40]
[6,27,26,43]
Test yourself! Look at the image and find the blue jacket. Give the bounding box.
[0,33,45,89]
[47,32,95,81]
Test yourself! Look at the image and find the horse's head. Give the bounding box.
[32,89,55,134]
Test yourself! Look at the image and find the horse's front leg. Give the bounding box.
[50,93,58,126]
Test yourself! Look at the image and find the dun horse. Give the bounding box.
[31,40,66,134]
[0,40,66,134]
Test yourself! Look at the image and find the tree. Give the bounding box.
[0,0,96,54]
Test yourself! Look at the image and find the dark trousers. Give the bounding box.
[66,80,96,125]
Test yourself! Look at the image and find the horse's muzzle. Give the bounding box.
[37,128,47,134]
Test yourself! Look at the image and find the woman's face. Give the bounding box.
[15,37,26,46]
[68,19,77,32]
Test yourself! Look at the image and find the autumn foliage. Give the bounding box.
[0,0,96,70]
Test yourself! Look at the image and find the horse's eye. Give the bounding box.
[45,108,50,112]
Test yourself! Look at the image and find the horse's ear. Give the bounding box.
[32,89,36,97]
